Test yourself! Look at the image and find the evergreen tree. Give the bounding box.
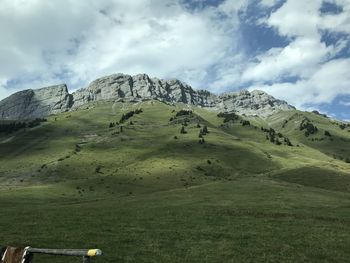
[202,125,209,134]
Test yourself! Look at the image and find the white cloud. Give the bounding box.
[248,58,350,109]
[321,0,350,34]
[242,37,331,82]
[339,100,350,107]
[237,0,350,113]
[340,100,350,106]
[266,0,322,38]
[0,0,349,122]
[0,0,246,99]
[259,0,281,7]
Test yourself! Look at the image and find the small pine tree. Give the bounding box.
[202,125,208,134]
[196,123,201,128]
[284,137,293,146]
[198,138,205,144]
[241,120,250,126]
[324,130,331,136]
[180,126,187,134]
[120,126,123,133]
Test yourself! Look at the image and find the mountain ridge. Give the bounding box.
[0,73,295,120]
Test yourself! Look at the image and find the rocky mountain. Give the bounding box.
[0,84,72,120]
[217,90,295,117]
[0,73,295,120]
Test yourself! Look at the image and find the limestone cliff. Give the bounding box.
[0,84,72,120]
[0,73,295,120]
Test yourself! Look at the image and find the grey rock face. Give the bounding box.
[0,73,295,120]
[217,89,295,117]
[71,73,217,108]
[0,84,72,120]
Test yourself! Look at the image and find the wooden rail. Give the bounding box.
[27,247,102,262]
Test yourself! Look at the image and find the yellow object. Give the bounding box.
[87,249,99,257]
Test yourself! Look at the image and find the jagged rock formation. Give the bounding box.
[71,73,217,108]
[0,73,295,120]
[217,90,295,117]
[0,84,72,120]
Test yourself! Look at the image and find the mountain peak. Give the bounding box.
[0,73,295,120]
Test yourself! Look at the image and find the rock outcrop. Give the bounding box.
[216,90,295,117]
[0,84,72,120]
[0,73,295,120]
[71,73,217,108]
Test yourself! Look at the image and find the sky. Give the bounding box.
[0,0,350,121]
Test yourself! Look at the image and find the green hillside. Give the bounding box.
[0,100,349,262]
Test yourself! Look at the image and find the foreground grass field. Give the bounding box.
[0,100,349,262]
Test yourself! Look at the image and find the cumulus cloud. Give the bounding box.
[242,37,331,82]
[247,58,350,109]
[0,0,245,97]
[238,0,350,112]
[340,100,350,106]
[0,0,349,120]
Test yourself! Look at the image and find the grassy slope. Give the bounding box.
[0,101,349,262]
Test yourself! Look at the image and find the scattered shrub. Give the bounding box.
[217,112,239,123]
[339,123,346,130]
[95,165,103,173]
[176,110,192,117]
[275,139,282,145]
[324,130,331,137]
[282,120,288,128]
[261,127,292,146]
[284,137,293,146]
[202,125,209,134]
[0,122,26,133]
[241,120,250,126]
[119,109,142,123]
[299,118,318,136]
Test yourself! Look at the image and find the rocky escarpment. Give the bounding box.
[217,90,295,117]
[71,73,217,108]
[0,84,72,120]
[0,73,295,120]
